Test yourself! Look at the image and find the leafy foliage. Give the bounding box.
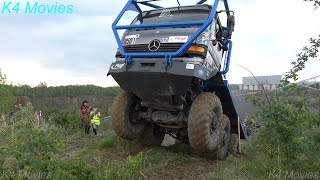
[0,103,106,179]
[305,0,320,8]
[47,110,82,130]
[0,86,14,115]
[282,35,320,85]
[0,69,14,115]
[247,85,320,171]
[246,1,320,172]
[5,84,122,98]
[0,68,7,85]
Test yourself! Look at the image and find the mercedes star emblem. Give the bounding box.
[148,39,161,51]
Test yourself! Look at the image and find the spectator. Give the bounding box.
[90,108,101,136]
[34,111,40,126]
[39,110,44,124]
[80,100,90,134]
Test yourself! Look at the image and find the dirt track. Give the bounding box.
[62,130,221,180]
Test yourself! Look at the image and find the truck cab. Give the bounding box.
[115,5,229,74]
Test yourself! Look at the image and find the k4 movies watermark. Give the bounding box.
[0,171,51,179]
[268,169,319,179]
[1,1,74,14]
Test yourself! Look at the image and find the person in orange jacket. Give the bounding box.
[80,100,90,134]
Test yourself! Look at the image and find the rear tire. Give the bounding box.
[111,92,145,140]
[213,114,230,160]
[138,123,165,147]
[188,92,223,153]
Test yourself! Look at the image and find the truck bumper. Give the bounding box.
[107,59,218,96]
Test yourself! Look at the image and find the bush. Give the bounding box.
[247,84,320,171]
[47,110,82,130]
[8,103,35,126]
[0,85,14,115]
[0,103,108,179]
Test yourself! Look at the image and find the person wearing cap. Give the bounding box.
[90,108,101,136]
[80,100,90,134]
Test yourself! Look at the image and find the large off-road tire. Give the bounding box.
[228,133,239,155]
[138,123,165,147]
[213,114,231,160]
[188,92,223,153]
[111,92,145,140]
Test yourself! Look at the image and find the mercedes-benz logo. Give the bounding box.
[148,39,161,51]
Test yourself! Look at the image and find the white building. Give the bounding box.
[239,75,282,91]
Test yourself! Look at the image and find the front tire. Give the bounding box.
[213,114,230,160]
[111,92,145,140]
[188,92,223,153]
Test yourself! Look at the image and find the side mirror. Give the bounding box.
[227,15,235,33]
[223,14,235,39]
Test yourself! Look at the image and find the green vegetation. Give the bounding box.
[0,85,14,115]
[0,69,14,115]
[5,84,122,98]
[250,85,319,169]
[0,102,218,179]
[0,1,319,179]
[0,103,106,179]
[47,110,83,130]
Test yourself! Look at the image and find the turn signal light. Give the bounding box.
[188,46,205,53]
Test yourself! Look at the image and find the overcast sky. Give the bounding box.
[0,0,319,87]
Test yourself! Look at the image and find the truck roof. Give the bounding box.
[141,4,212,13]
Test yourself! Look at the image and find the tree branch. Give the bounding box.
[282,35,320,86]
[304,0,320,8]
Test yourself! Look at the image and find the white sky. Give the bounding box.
[0,0,319,87]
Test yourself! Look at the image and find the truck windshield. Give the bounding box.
[131,6,210,25]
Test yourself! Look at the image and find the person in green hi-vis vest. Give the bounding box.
[90,108,101,136]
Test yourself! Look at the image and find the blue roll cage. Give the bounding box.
[112,0,233,75]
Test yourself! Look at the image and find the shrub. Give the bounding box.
[0,103,107,179]
[0,85,14,115]
[247,84,320,171]
[47,110,82,131]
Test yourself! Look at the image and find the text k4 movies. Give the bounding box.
[1,1,74,14]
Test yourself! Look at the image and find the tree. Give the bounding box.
[0,69,14,114]
[282,36,320,85]
[305,0,320,8]
[282,1,320,85]
[245,0,320,172]
[0,68,7,85]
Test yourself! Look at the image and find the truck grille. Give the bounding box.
[124,43,184,53]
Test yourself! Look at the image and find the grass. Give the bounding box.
[3,105,310,180]
[97,134,121,149]
[212,149,273,179]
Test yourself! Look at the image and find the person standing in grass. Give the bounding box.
[90,108,101,136]
[34,110,40,126]
[80,100,90,134]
